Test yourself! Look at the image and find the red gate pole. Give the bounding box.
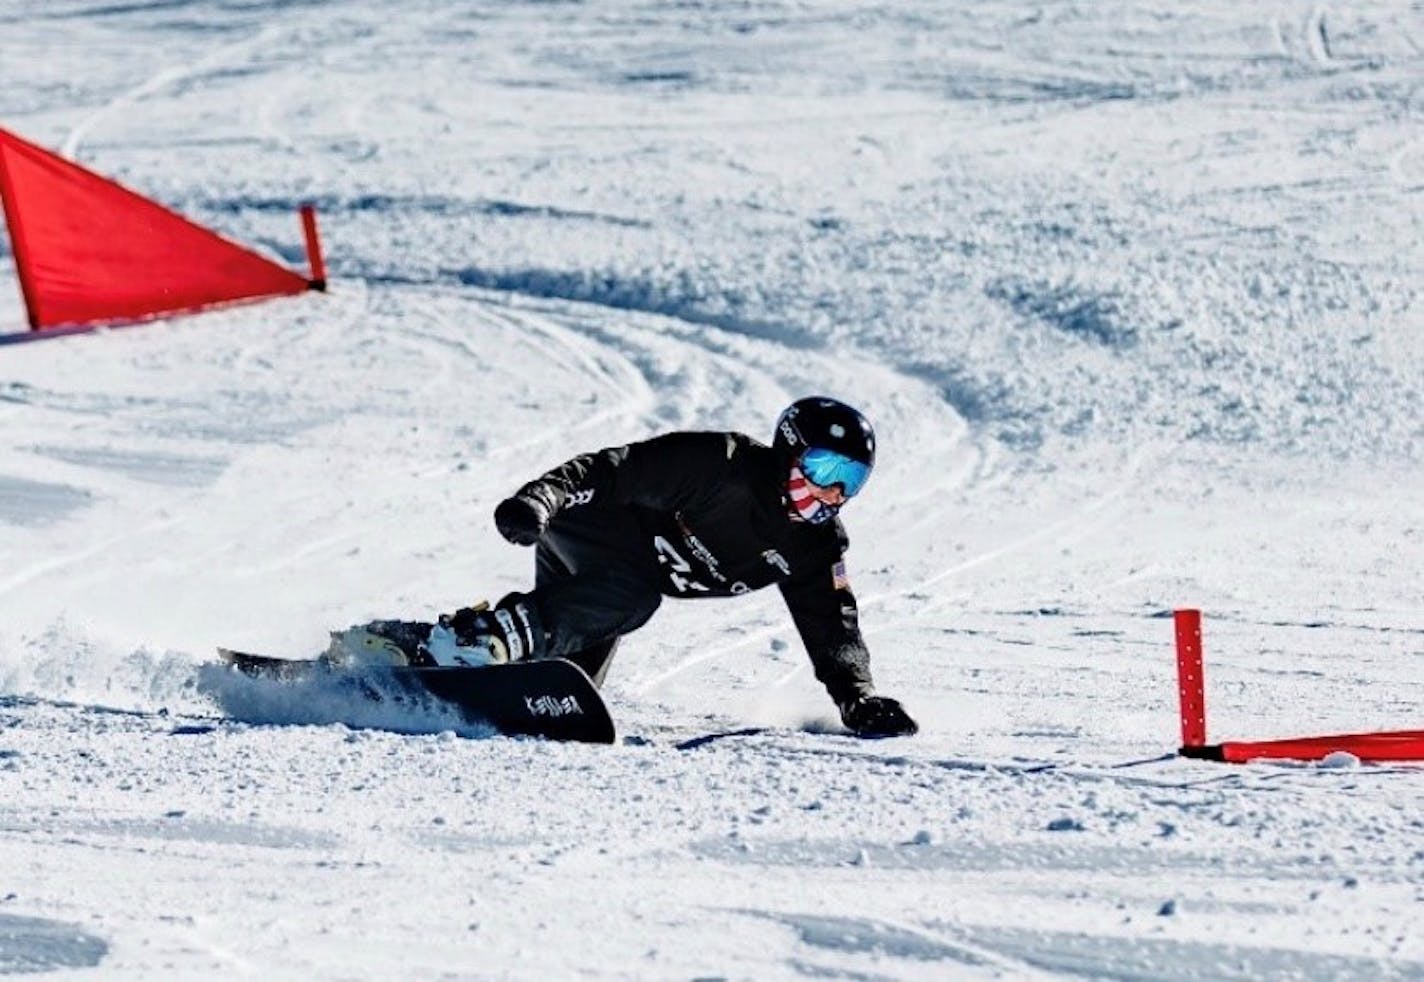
[1174,608,1207,749]
[300,203,326,292]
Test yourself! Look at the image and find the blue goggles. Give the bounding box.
[800,448,871,498]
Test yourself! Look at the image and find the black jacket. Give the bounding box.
[511,431,875,705]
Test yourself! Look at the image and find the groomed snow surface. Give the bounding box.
[1,1,1422,978]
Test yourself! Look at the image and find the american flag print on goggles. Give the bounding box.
[799,447,871,498]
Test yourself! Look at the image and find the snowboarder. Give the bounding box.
[334,397,918,738]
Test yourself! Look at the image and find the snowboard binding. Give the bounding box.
[326,595,544,669]
[325,619,443,668]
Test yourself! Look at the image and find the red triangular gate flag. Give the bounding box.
[1206,731,1424,764]
[0,127,313,330]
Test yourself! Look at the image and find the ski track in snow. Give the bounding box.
[1,0,1423,978]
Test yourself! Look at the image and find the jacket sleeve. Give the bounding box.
[509,431,737,521]
[778,526,876,708]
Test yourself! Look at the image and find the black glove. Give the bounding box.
[840,695,918,738]
[494,496,548,546]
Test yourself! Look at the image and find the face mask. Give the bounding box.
[786,465,839,524]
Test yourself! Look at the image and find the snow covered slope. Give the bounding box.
[1,1,1420,977]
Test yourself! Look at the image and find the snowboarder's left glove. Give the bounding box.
[494,496,548,546]
[840,695,918,738]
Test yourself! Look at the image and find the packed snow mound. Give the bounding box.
[7,1,1420,459]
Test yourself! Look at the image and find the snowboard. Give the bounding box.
[217,648,615,744]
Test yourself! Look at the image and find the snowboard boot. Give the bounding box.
[443,594,545,665]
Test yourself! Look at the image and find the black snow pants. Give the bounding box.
[530,506,663,686]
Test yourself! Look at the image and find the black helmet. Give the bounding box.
[773,397,875,497]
